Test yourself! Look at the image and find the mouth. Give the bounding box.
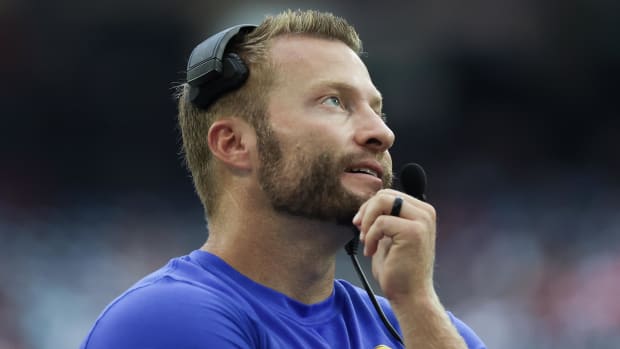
[344,162,384,180]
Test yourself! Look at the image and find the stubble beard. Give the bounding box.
[256,121,393,225]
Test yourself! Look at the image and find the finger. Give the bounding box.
[371,237,393,277]
[382,188,435,213]
[375,236,393,261]
[362,215,422,256]
[364,193,435,236]
[359,192,399,238]
[355,189,436,243]
[352,200,369,228]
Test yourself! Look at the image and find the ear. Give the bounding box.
[207,118,255,171]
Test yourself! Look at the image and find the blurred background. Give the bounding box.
[1,0,619,348]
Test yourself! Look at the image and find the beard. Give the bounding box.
[256,121,393,224]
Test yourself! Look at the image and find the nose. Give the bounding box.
[353,107,395,153]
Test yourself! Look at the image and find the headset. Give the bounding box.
[186,24,257,110]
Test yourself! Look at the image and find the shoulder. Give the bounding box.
[335,280,486,349]
[81,257,258,349]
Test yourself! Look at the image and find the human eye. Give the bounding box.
[322,96,344,109]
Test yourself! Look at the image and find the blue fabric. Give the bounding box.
[81,250,486,348]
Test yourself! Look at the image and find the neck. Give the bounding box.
[203,207,353,304]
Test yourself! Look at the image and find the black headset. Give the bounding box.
[186,24,257,109]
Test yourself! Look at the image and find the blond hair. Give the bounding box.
[177,9,362,217]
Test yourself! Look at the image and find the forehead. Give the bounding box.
[267,35,380,98]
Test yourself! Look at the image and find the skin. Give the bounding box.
[202,35,467,348]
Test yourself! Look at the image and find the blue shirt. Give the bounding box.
[81,250,486,348]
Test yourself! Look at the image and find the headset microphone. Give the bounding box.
[399,162,427,200]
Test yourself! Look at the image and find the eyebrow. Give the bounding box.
[310,80,383,112]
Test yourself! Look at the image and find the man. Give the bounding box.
[81,9,486,349]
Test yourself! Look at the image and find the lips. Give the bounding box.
[345,161,384,179]
[347,167,378,177]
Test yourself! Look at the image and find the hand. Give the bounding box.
[352,189,437,302]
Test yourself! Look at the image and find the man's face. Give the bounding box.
[256,36,395,224]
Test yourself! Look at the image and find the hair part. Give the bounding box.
[176,9,362,218]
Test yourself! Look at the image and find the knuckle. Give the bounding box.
[410,221,425,237]
[378,189,397,202]
[426,205,437,221]
[378,188,396,195]
[407,221,434,243]
[374,215,388,229]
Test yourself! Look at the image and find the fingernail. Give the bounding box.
[353,211,360,223]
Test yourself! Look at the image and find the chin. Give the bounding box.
[351,188,377,201]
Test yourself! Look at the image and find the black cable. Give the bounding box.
[345,233,404,345]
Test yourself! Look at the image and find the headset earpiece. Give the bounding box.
[186,24,257,109]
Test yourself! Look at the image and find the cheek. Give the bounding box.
[274,121,349,160]
[289,132,329,156]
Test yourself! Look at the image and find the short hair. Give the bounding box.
[176,9,362,217]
